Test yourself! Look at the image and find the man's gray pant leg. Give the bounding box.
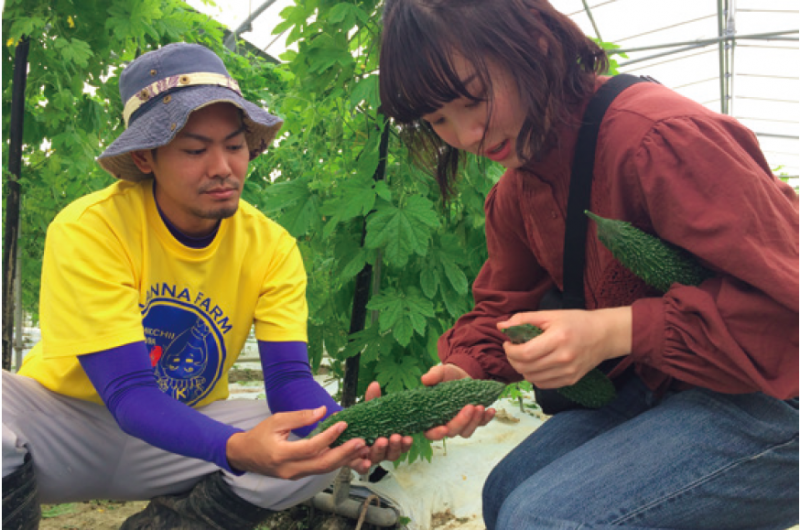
[2,370,335,509]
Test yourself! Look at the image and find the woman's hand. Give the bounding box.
[348,381,414,469]
[497,306,632,389]
[419,364,496,441]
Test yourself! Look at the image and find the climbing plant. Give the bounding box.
[246,2,628,460]
[1,0,284,319]
[241,0,506,462]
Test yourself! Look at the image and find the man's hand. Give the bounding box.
[497,306,632,389]
[226,406,370,479]
[419,364,496,441]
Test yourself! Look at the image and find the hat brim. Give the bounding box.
[97,86,283,181]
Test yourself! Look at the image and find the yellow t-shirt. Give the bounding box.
[20,179,308,408]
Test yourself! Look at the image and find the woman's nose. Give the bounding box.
[454,115,486,151]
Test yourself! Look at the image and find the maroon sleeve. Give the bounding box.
[627,115,799,399]
[437,173,553,382]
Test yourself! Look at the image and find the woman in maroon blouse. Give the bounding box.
[379,1,799,529]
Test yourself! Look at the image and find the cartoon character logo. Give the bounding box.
[142,300,226,405]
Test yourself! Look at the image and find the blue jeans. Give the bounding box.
[483,376,799,529]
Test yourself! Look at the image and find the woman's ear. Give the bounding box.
[130,150,155,174]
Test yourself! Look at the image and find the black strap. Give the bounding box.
[561,74,650,309]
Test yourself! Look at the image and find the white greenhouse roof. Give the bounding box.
[189,0,799,178]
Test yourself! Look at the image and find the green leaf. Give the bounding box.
[420,266,439,298]
[306,46,353,73]
[53,38,93,68]
[349,75,380,110]
[320,175,378,239]
[356,133,381,179]
[279,193,318,237]
[439,254,469,295]
[7,16,45,40]
[339,326,380,360]
[368,292,404,332]
[273,3,311,41]
[374,180,392,202]
[440,282,470,319]
[340,248,367,281]
[367,288,435,346]
[375,356,423,394]
[327,3,358,27]
[392,315,414,346]
[261,179,310,212]
[365,196,440,267]
[322,178,377,221]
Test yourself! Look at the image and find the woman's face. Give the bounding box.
[421,56,526,169]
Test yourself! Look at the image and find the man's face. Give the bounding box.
[132,102,250,237]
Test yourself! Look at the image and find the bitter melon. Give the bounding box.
[310,378,505,446]
[585,211,713,292]
[502,323,617,409]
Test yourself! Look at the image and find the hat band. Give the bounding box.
[122,72,242,127]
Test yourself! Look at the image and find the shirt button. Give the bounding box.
[550,211,558,219]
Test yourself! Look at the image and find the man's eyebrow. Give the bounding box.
[180,124,247,142]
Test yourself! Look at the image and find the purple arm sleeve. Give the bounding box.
[258,341,342,437]
[79,343,243,474]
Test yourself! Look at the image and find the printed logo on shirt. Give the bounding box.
[141,287,228,406]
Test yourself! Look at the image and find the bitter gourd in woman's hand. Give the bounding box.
[501,324,616,409]
[309,378,505,447]
[585,210,713,292]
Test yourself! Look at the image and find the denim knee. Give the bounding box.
[482,464,501,530]
[482,455,522,530]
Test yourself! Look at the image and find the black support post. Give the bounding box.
[3,37,30,371]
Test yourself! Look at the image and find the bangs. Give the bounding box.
[379,4,481,123]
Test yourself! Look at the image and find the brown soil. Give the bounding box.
[40,500,149,530]
[39,501,399,530]
[39,500,479,529]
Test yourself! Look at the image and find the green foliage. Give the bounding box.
[251,0,501,461]
[2,0,500,463]
[593,38,628,75]
[1,0,281,320]
[773,165,799,193]
[500,381,539,414]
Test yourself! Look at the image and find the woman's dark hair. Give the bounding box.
[379,0,608,201]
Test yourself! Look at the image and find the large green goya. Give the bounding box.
[502,324,616,409]
[585,211,713,292]
[310,379,505,446]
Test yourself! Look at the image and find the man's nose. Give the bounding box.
[208,147,232,177]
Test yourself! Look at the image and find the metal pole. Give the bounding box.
[613,30,797,54]
[755,133,800,140]
[717,0,728,114]
[615,31,797,69]
[581,0,603,43]
[3,36,30,371]
[727,0,737,115]
[224,0,281,50]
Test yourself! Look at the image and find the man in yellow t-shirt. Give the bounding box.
[2,43,420,530]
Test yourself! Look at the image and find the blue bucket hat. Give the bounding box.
[97,42,283,181]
